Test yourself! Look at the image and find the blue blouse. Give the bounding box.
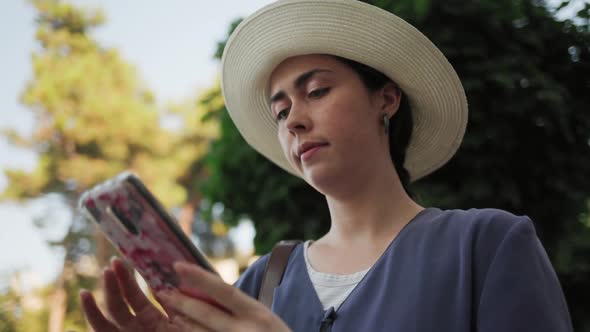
[234,208,573,331]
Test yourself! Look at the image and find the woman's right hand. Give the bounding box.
[80,257,179,332]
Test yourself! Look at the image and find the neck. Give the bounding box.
[323,162,424,246]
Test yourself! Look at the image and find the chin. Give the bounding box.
[303,165,345,196]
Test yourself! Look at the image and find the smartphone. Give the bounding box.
[78,171,225,311]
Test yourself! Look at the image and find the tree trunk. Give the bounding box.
[93,226,115,319]
[178,197,199,236]
[47,262,68,332]
[95,231,111,268]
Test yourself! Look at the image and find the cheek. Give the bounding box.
[323,97,374,137]
[277,130,295,164]
[278,133,288,154]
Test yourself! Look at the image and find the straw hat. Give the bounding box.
[221,0,468,181]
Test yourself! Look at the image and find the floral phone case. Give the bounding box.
[78,171,222,309]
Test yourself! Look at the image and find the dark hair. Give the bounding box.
[332,56,415,198]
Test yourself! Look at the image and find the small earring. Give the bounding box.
[382,114,390,135]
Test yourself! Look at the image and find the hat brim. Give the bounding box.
[221,0,468,181]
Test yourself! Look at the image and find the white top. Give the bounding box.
[303,240,371,311]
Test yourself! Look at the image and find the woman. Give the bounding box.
[80,0,573,331]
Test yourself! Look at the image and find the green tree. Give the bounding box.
[0,272,52,332]
[164,85,220,235]
[200,0,590,330]
[1,1,218,330]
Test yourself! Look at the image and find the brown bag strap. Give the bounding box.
[257,240,302,308]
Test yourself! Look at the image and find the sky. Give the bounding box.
[0,0,274,291]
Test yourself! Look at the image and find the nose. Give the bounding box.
[285,102,312,136]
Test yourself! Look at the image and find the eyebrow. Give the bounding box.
[270,68,334,105]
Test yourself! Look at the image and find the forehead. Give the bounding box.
[268,54,345,91]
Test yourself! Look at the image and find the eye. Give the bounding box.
[308,87,330,99]
[276,108,289,122]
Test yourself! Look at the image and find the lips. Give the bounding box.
[297,141,329,159]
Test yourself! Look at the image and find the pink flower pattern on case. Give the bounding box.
[81,175,193,292]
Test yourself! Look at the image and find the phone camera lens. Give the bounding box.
[111,206,140,235]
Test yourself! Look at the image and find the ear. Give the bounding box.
[380,82,402,117]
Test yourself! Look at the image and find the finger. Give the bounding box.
[103,268,135,328]
[172,315,212,332]
[80,289,119,332]
[174,262,265,316]
[153,292,185,319]
[158,290,233,332]
[111,257,164,322]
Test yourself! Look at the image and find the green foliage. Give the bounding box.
[2,0,174,276]
[167,83,221,205]
[213,18,243,60]
[62,273,96,332]
[0,271,97,332]
[400,0,590,328]
[200,0,590,329]
[1,0,218,329]
[1,0,218,253]
[0,283,51,332]
[2,0,218,207]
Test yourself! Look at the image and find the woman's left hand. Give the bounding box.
[156,262,292,332]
